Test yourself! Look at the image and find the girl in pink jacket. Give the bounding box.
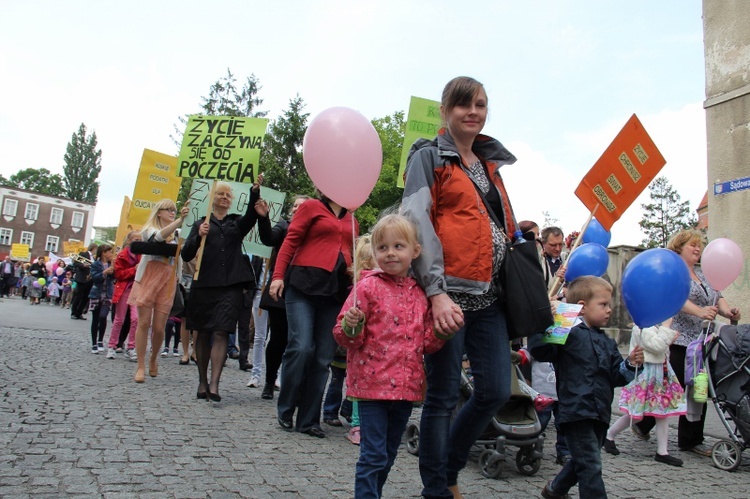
[334,214,448,498]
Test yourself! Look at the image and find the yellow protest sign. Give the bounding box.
[10,243,30,261]
[129,149,181,227]
[176,115,269,183]
[397,96,443,187]
[114,196,133,248]
[63,241,86,256]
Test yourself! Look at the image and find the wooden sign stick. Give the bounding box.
[192,180,217,282]
[547,203,600,298]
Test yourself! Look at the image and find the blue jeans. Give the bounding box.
[356,400,413,499]
[323,365,353,420]
[537,402,569,459]
[277,286,340,431]
[419,302,511,498]
[550,420,608,498]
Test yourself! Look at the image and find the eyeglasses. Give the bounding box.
[159,208,177,213]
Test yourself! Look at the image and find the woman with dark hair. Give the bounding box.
[254,194,309,399]
[267,192,357,437]
[105,231,142,360]
[401,76,517,498]
[89,244,115,354]
[182,181,261,401]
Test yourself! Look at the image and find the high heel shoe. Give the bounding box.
[134,369,145,383]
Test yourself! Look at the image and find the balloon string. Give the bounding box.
[352,216,357,307]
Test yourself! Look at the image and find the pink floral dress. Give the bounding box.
[619,359,687,419]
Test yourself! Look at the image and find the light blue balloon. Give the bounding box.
[582,218,612,248]
[566,243,609,282]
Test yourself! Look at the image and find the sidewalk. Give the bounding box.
[0,295,747,497]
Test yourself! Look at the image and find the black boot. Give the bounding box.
[261,383,274,400]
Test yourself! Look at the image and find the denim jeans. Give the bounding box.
[419,302,511,498]
[537,402,569,459]
[551,420,608,498]
[356,400,413,499]
[277,286,340,431]
[323,365,353,420]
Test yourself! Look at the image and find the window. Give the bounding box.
[45,235,59,252]
[20,231,34,246]
[25,203,39,220]
[50,207,64,225]
[71,211,84,228]
[2,199,17,217]
[0,228,11,245]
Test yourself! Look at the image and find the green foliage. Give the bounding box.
[353,112,406,234]
[174,69,268,206]
[63,123,102,203]
[260,95,315,207]
[1,168,66,196]
[639,176,697,248]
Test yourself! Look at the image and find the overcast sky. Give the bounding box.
[0,0,707,246]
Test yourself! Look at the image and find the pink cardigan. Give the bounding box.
[333,270,445,401]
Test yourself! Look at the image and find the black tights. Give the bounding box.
[90,302,110,346]
[264,307,289,386]
[196,330,229,396]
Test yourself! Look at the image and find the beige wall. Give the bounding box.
[703,1,750,313]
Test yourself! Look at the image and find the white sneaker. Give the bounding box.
[106,348,116,359]
[247,376,260,388]
[125,349,138,362]
[97,343,105,352]
[91,346,98,354]
[160,348,169,358]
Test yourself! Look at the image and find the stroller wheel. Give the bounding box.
[405,423,420,456]
[711,440,742,471]
[516,447,542,476]
[478,449,503,479]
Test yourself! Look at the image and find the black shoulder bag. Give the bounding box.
[466,168,554,340]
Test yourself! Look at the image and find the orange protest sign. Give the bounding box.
[575,114,666,231]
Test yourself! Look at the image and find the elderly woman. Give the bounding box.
[182,181,261,401]
[634,230,741,456]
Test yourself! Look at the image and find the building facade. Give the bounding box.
[0,186,95,261]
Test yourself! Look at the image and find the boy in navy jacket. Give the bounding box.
[529,276,644,499]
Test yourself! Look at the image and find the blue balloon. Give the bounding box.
[582,218,611,248]
[621,248,690,328]
[566,243,609,282]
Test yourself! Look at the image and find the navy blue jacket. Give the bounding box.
[528,322,634,425]
[88,260,114,301]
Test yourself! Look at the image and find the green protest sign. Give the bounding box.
[176,115,269,183]
[182,179,286,259]
[397,96,442,187]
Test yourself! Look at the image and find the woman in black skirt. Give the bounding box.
[181,179,262,401]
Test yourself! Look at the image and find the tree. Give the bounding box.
[354,111,406,234]
[639,176,697,248]
[173,69,267,204]
[1,168,66,196]
[260,95,314,205]
[63,123,102,203]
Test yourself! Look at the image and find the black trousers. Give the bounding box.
[264,306,289,385]
[634,343,707,449]
[237,290,256,364]
[71,281,93,317]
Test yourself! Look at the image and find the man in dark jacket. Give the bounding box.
[70,243,97,320]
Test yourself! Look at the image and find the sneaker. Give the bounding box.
[534,395,555,412]
[97,342,105,352]
[654,453,683,466]
[115,347,124,353]
[631,424,650,441]
[541,482,570,499]
[106,348,116,359]
[247,376,260,388]
[172,348,179,357]
[160,348,169,358]
[602,438,620,455]
[345,426,360,445]
[681,444,711,457]
[125,349,138,362]
[555,454,572,466]
[91,346,99,354]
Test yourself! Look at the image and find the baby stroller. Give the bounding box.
[405,359,545,479]
[704,323,750,471]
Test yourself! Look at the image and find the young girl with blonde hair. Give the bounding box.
[128,198,189,383]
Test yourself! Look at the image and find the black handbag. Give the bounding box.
[169,283,186,318]
[465,166,554,340]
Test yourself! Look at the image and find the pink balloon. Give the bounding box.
[46,261,55,273]
[56,267,65,276]
[701,238,744,291]
[303,107,383,210]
